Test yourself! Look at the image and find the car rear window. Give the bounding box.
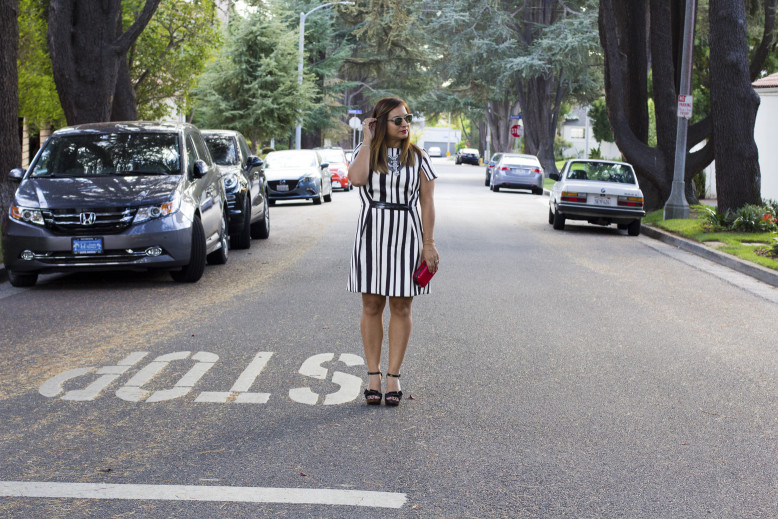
[204,135,239,166]
[265,151,316,168]
[30,133,180,177]
[319,150,345,163]
[567,162,636,183]
[502,156,540,167]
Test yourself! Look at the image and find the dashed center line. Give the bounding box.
[0,481,407,509]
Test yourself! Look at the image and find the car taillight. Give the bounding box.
[618,196,644,207]
[531,168,542,174]
[561,192,586,203]
[499,166,510,171]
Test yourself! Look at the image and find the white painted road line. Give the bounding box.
[0,481,407,509]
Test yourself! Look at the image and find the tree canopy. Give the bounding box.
[191,5,316,150]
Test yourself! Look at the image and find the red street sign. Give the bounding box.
[510,124,523,138]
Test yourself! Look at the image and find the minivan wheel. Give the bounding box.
[171,217,206,282]
[231,195,252,250]
[251,197,270,239]
[207,212,229,265]
[8,270,38,287]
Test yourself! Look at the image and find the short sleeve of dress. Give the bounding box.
[419,149,438,181]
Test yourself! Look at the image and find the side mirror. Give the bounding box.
[320,162,329,169]
[9,168,25,182]
[549,173,560,181]
[489,161,495,167]
[193,160,208,179]
[248,156,263,168]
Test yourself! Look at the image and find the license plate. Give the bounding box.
[72,237,103,254]
[592,196,613,206]
[277,184,289,192]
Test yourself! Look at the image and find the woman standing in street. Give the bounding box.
[347,97,439,406]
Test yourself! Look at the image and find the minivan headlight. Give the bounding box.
[10,205,45,226]
[133,198,181,224]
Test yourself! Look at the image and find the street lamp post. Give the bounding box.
[296,2,354,150]
[664,0,697,219]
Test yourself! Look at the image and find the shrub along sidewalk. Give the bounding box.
[644,204,778,271]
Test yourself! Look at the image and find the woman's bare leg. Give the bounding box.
[361,293,386,394]
[386,296,413,397]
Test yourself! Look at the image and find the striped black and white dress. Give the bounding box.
[348,144,438,297]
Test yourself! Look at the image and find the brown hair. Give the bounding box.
[368,97,422,174]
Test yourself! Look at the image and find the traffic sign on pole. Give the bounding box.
[510,125,523,138]
[677,95,693,119]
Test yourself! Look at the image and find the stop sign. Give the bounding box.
[510,124,523,138]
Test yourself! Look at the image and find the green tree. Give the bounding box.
[47,0,162,124]
[599,0,777,211]
[588,98,613,144]
[17,0,65,131]
[424,0,601,176]
[192,7,316,151]
[278,0,357,148]
[124,0,222,120]
[337,0,435,116]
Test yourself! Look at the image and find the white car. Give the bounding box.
[549,159,645,235]
[428,146,442,157]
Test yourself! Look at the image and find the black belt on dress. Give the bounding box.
[370,201,410,210]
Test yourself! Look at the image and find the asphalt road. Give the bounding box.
[1,158,777,518]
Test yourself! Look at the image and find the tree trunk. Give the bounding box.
[478,120,487,160]
[709,0,762,211]
[486,99,519,153]
[111,56,139,121]
[48,0,161,125]
[517,74,567,178]
[0,0,21,214]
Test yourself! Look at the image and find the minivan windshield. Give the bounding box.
[204,135,239,166]
[29,133,180,178]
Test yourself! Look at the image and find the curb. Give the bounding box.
[641,224,778,288]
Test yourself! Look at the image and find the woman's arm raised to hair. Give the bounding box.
[349,119,375,186]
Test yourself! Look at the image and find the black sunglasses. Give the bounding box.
[388,114,413,126]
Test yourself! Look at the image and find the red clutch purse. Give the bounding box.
[414,263,436,287]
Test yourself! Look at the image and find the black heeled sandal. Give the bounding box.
[364,371,382,405]
[384,373,403,406]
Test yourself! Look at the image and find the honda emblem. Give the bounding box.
[79,212,96,226]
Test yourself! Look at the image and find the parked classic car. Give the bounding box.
[263,150,333,205]
[203,129,270,249]
[548,159,646,235]
[1,122,229,286]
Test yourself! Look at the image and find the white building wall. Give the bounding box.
[754,88,778,201]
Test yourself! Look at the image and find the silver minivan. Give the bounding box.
[1,122,229,286]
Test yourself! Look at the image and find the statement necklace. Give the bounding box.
[387,153,401,175]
